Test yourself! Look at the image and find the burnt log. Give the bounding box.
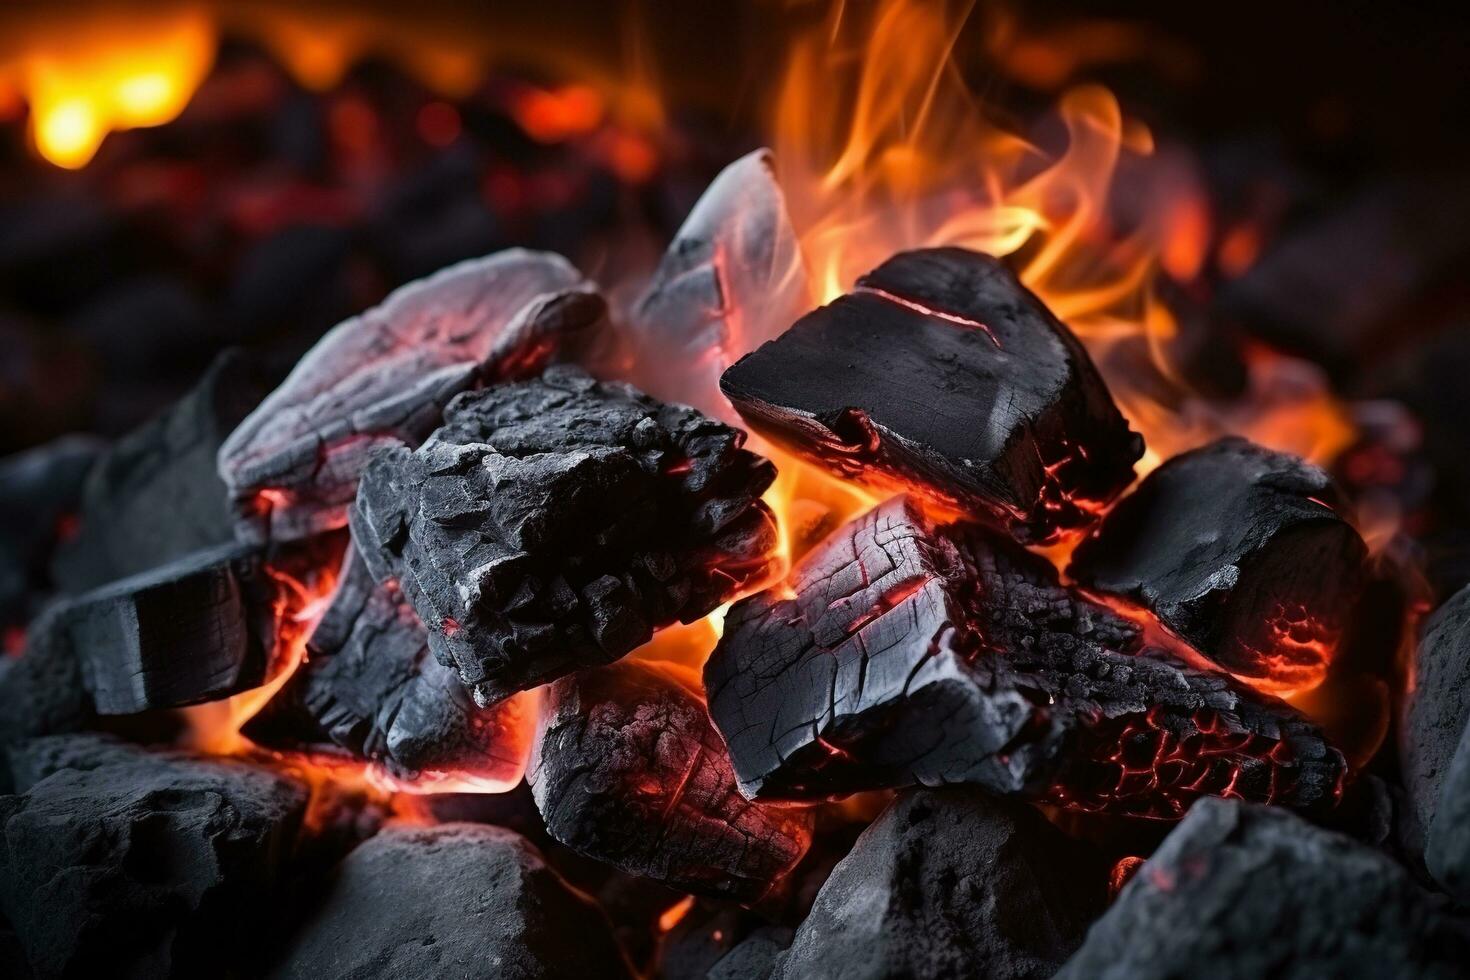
[1399,583,1470,859]
[1056,798,1470,980]
[219,249,606,544]
[772,789,1107,980]
[629,149,811,422]
[719,247,1142,543]
[1069,437,1366,692]
[269,823,633,980]
[0,435,101,627]
[50,543,279,714]
[352,365,778,707]
[51,349,273,593]
[244,549,536,788]
[528,659,813,902]
[0,735,307,979]
[705,496,1345,817]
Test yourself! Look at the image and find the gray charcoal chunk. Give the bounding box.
[1057,798,1470,980]
[1425,714,1470,902]
[1399,582,1470,854]
[353,365,778,707]
[0,735,307,979]
[773,788,1105,980]
[0,435,102,623]
[269,823,633,980]
[219,249,606,544]
[0,605,95,748]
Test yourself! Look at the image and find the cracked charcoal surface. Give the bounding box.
[0,735,307,979]
[528,659,813,902]
[629,150,811,423]
[1400,583,1470,856]
[1069,436,1366,690]
[269,823,632,980]
[244,548,535,787]
[0,435,101,628]
[719,247,1142,543]
[352,365,778,707]
[1056,798,1470,980]
[53,543,279,714]
[52,349,272,593]
[219,249,606,544]
[705,496,1345,816]
[773,788,1106,980]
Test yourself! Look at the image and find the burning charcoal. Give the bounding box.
[219,249,606,544]
[1069,437,1366,692]
[0,735,308,979]
[51,543,279,714]
[1399,584,1470,854]
[773,789,1105,980]
[0,435,101,626]
[528,660,812,902]
[1426,721,1470,902]
[244,549,536,788]
[1056,798,1470,980]
[352,366,778,706]
[270,823,633,980]
[629,149,811,422]
[51,350,272,593]
[705,496,1345,816]
[720,247,1142,543]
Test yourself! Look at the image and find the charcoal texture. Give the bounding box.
[0,435,102,626]
[219,249,605,544]
[244,549,535,787]
[1426,719,1470,902]
[1069,437,1366,690]
[353,365,778,706]
[0,605,95,748]
[51,349,271,593]
[1399,583,1470,855]
[706,496,1345,816]
[270,823,631,980]
[53,543,279,714]
[0,735,307,979]
[773,789,1106,980]
[1057,798,1470,980]
[528,660,813,902]
[629,149,810,423]
[720,247,1142,543]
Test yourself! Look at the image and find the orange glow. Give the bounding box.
[658,895,697,933]
[1109,855,1146,897]
[510,83,605,142]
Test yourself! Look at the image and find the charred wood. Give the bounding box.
[219,249,606,544]
[1069,437,1366,691]
[720,247,1142,543]
[705,496,1345,817]
[528,660,813,902]
[352,365,778,707]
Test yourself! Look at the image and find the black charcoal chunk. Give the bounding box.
[720,247,1142,543]
[353,365,778,707]
[0,735,307,979]
[773,788,1105,980]
[528,660,813,902]
[55,543,279,714]
[1426,719,1470,902]
[244,549,535,788]
[709,929,792,980]
[1069,436,1366,691]
[1057,798,1470,980]
[706,496,1345,816]
[629,150,810,422]
[0,606,95,748]
[51,349,271,593]
[270,823,632,980]
[219,249,605,544]
[0,435,102,625]
[1399,583,1470,855]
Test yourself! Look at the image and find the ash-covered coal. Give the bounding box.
[528,659,813,903]
[705,496,1345,816]
[773,788,1106,980]
[0,604,95,750]
[1400,583,1470,863]
[353,365,778,707]
[0,735,307,979]
[244,548,536,788]
[720,247,1142,543]
[270,823,632,980]
[1057,798,1470,980]
[219,249,605,544]
[1069,436,1366,691]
